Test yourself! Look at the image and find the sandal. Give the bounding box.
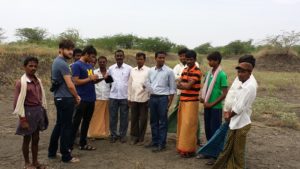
[79,145,96,151]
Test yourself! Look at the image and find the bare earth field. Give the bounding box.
[0,87,300,169]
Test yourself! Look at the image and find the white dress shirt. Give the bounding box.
[128,65,150,102]
[224,75,256,112]
[94,68,111,100]
[229,75,258,130]
[108,63,132,99]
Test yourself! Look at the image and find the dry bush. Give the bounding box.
[255,47,300,72]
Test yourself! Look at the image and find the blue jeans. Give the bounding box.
[48,97,74,162]
[109,99,129,138]
[149,95,168,147]
[204,108,222,141]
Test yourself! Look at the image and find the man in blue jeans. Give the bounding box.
[145,51,176,152]
[48,39,80,163]
[108,49,132,143]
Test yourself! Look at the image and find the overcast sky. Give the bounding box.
[1,0,300,48]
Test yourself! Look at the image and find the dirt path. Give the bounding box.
[1,88,300,169]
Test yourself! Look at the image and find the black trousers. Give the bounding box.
[72,101,95,147]
[130,101,148,142]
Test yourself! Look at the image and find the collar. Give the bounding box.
[134,65,145,70]
[155,65,165,70]
[25,75,37,83]
[115,63,124,69]
[187,64,197,72]
[240,76,252,88]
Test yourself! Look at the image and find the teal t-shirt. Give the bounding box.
[205,70,228,109]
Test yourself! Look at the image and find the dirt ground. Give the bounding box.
[1,88,300,169]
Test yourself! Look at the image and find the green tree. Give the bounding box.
[194,42,213,54]
[223,40,255,56]
[59,28,84,46]
[15,27,47,43]
[136,37,174,52]
[170,44,188,53]
[113,34,138,49]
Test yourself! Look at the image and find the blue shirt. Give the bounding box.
[52,56,73,98]
[145,65,176,95]
[72,60,96,102]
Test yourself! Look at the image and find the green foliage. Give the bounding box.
[15,27,48,43]
[222,39,255,56]
[59,28,84,47]
[194,42,213,54]
[170,44,188,53]
[88,35,174,52]
[136,37,174,52]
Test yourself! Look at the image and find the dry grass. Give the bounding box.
[0,44,299,129]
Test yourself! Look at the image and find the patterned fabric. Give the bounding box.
[212,124,251,169]
[16,106,48,136]
[180,65,202,101]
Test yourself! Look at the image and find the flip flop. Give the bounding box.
[79,145,96,151]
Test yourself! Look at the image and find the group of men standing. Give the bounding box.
[14,38,257,169]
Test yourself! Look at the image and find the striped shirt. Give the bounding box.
[180,65,202,101]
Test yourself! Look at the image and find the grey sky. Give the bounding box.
[1,0,300,48]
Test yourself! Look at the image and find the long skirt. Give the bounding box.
[212,124,251,169]
[176,101,199,154]
[16,105,48,136]
[88,100,110,138]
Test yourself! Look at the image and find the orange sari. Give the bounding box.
[88,100,110,138]
[176,101,199,154]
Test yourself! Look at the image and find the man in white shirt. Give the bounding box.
[128,52,150,145]
[213,62,257,169]
[108,50,132,143]
[88,56,111,139]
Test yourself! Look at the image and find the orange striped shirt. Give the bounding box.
[180,65,202,101]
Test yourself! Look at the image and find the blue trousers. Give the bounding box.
[204,108,222,141]
[149,95,168,147]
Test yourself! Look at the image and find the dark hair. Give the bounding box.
[115,49,124,56]
[207,51,222,64]
[178,48,189,55]
[185,50,197,59]
[98,56,107,61]
[24,56,38,66]
[155,51,167,58]
[136,52,146,60]
[59,39,75,49]
[73,48,82,57]
[82,45,97,56]
[239,55,256,68]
